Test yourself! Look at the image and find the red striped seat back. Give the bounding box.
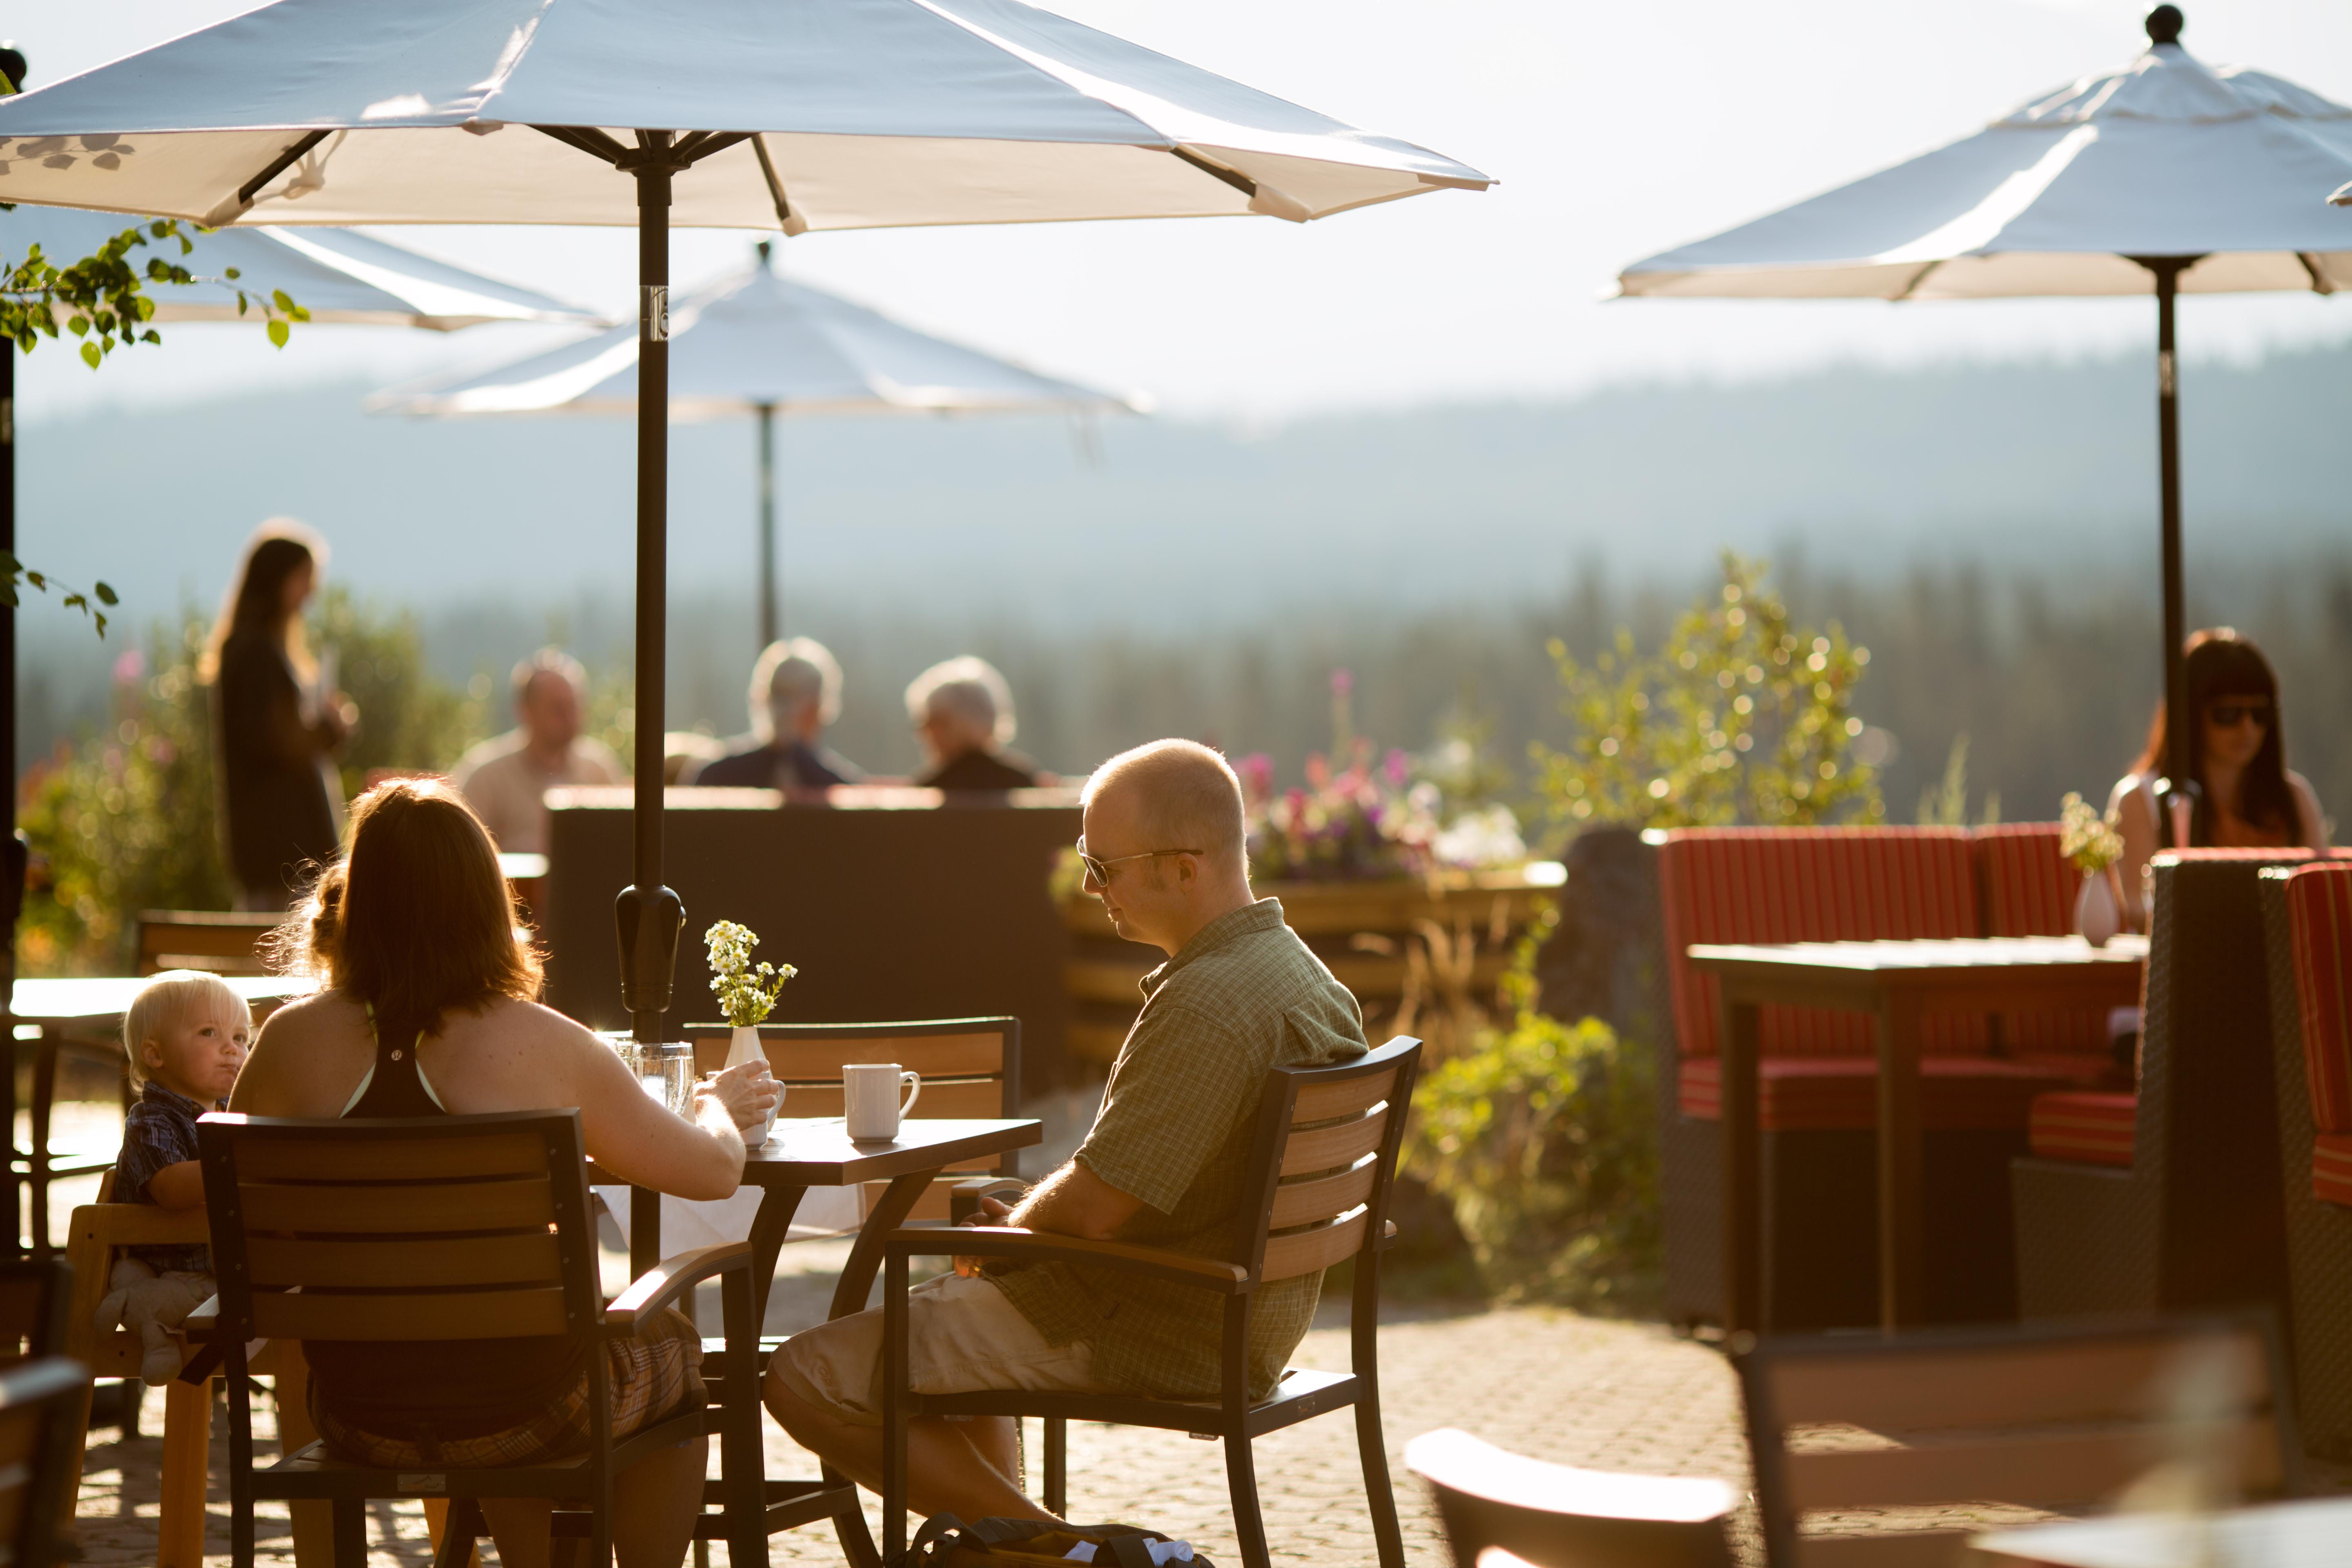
[2282,864,2352,1134]
[1971,823,2111,1059]
[1659,828,1986,1060]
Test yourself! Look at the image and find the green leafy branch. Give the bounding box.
[0,551,116,637]
[2,218,310,367]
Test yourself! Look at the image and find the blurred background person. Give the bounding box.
[2107,627,2329,929]
[452,648,624,854]
[693,637,863,791]
[200,520,356,911]
[906,655,1042,791]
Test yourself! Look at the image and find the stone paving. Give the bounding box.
[69,1297,1746,1566]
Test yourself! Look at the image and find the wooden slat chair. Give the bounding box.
[1738,1312,2299,1568]
[880,1035,1423,1568]
[64,1176,325,1566]
[189,1109,774,1568]
[136,910,287,977]
[0,1356,94,1564]
[684,1016,1021,1229]
[0,1259,68,1369]
[1404,1428,1736,1568]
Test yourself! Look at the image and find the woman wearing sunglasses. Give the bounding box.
[2107,627,2329,931]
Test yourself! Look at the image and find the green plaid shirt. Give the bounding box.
[991,898,1366,1401]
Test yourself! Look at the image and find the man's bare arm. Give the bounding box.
[1008,1160,1143,1241]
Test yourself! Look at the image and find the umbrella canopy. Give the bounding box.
[368,259,1138,417]
[0,0,1489,1068]
[1615,5,2352,812]
[3,206,597,329]
[369,253,1142,641]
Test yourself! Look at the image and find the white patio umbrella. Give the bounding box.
[1617,4,2352,808]
[4,205,599,330]
[369,244,1143,646]
[0,0,1490,1081]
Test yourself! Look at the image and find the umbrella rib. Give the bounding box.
[676,132,754,168]
[532,124,631,167]
[1891,260,1942,302]
[234,129,331,206]
[1169,144,1258,201]
[2296,252,2335,296]
[752,136,801,233]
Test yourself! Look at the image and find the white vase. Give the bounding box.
[2075,869,2120,948]
[726,1024,779,1147]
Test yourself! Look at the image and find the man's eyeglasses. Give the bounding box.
[2207,701,2272,729]
[1076,839,1204,885]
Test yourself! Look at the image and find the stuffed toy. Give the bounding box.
[95,1256,215,1384]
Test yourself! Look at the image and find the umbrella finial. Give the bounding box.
[2146,6,2183,47]
[757,239,772,268]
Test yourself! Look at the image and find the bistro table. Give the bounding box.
[8,974,314,1257]
[615,1114,1042,1567]
[1971,1496,2352,1567]
[1686,936,2146,1334]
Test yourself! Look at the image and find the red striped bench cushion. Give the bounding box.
[2283,864,2352,1134]
[1661,829,1987,1061]
[1679,1057,2074,1133]
[1971,823,2114,1061]
[2316,1133,2352,1209]
[2028,1091,2137,1169]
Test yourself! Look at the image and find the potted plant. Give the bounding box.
[705,919,795,1145]
[2059,792,2129,946]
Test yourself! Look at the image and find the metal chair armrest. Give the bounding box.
[605,1241,755,1332]
[949,1176,1030,1225]
[887,1226,1250,1294]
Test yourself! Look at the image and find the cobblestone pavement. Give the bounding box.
[69,1298,1744,1566]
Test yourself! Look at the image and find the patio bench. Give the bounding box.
[2261,861,2352,1460]
[1659,825,2113,1332]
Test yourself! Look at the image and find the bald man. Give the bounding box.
[762,739,1366,1524]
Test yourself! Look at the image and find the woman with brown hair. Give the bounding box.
[200,520,357,909]
[231,779,777,1568]
[2107,627,2330,929]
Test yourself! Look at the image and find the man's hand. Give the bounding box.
[953,1195,1015,1278]
[947,1162,1146,1278]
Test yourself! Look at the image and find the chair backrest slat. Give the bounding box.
[244,1233,564,1290]
[238,1175,555,1235]
[1278,1105,1390,1179]
[201,1110,602,1349]
[1741,1314,2299,1566]
[1269,1156,1379,1232]
[252,1287,572,1343]
[1260,1206,1369,1283]
[1292,1066,1399,1125]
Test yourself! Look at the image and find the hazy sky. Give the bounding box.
[11,0,2352,421]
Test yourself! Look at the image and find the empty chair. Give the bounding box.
[1738,1313,2299,1567]
[1405,1428,1736,1568]
[0,1356,94,1563]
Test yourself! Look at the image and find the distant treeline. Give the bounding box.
[22,551,2352,843]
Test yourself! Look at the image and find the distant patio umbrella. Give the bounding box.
[368,244,1142,647]
[1617,5,2352,817]
[4,205,599,330]
[0,0,1491,1070]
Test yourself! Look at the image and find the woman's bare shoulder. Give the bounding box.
[256,987,364,1040]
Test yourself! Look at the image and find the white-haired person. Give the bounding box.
[763,739,1366,1526]
[693,637,864,792]
[452,648,625,854]
[906,655,1044,791]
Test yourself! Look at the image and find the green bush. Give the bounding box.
[1402,947,1661,1311]
[315,586,490,800]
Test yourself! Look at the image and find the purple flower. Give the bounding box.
[1383,748,1410,787]
[112,649,147,686]
[1330,668,1354,696]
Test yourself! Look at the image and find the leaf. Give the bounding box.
[78,340,100,369]
[95,583,118,607]
[266,318,290,348]
[223,266,239,280]
[271,289,294,313]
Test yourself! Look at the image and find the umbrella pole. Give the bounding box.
[757,401,777,650]
[617,131,685,1046]
[2141,256,2196,841]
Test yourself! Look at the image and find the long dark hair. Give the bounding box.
[200,519,324,684]
[271,780,541,1049]
[2132,628,2299,845]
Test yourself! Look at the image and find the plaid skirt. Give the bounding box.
[310,1307,705,1468]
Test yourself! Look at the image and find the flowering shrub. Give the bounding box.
[1238,742,1441,882]
[706,920,795,1028]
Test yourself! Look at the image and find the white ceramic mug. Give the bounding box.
[844,1063,922,1140]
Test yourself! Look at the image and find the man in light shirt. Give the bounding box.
[452,649,624,853]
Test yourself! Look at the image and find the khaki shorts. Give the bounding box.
[766,1273,1105,1428]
